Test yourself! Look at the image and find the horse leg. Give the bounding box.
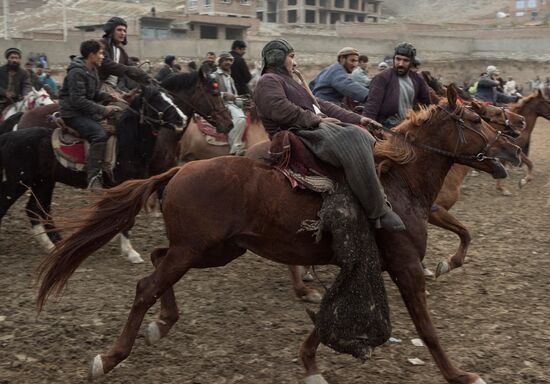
[428,205,471,278]
[144,248,180,345]
[0,181,27,229]
[120,230,144,264]
[302,265,314,282]
[495,179,512,196]
[89,245,194,381]
[389,262,485,384]
[288,265,322,304]
[299,327,328,384]
[518,154,534,188]
[26,182,60,250]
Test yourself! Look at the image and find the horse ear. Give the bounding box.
[470,99,481,112]
[447,83,458,109]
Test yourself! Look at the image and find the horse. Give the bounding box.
[428,100,526,277]
[1,68,233,262]
[495,89,550,195]
[37,86,522,384]
[0,87,55,123]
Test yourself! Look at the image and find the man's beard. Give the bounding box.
[396,66,409,76]
[7,62,20,70]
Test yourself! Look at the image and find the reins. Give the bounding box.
[380,105,502,162]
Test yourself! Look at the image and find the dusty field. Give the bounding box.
[1,121,550,384]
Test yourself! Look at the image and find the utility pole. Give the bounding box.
[62,0,67,42]
[3,0,9,40]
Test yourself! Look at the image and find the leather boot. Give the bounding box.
[375,199,406,232]
[86,142,106,191]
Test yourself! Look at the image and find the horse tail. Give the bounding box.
[36,166,181,311]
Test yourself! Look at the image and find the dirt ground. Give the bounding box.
[1,121,549,384]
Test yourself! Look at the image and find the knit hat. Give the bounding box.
[5,47,22,59]
[337,47,359,59]
[103,16,128,44]
[217,52,234,65]
[486,65,499,76]
[261,39,294,74]
[394,42,416,60]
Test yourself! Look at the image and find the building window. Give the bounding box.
[257,11,264,20]
[349,0,358,9]
[288,0,297,5]
[240,0,250,4]
[344,14,354,21]
[204,0,212,6]
[330,12,340,23]
[200,25,217,38]
[527,0,536,7]
[226,27,243,40]
[334,0,344,8]
[288,9,297,22]
[306,0,315,5]
[305,10,315,22]
[188,0,198,8]
[222,0,231,3]
[516,0,525,9]
[515,11,525,16]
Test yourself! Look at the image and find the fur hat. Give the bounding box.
[337,47,359,59]
[5,47,22,59]
[103,17,128,45]
[394,42,416,60]
[261,39,294,75]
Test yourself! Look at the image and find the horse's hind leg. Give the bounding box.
[288,266,322,303]
[428,205,471,278]
[145,248,180,345]
[519,154,534,188]
[89,245,195,381]
[120,229,144,264]
[26,181,59,249]
[300,327,328,384]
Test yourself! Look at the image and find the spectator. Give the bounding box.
[504,76,517,96]
[229,40,252,95]
[351,54,371,88]
[25,61,43,90]
[155,55,177,82]
[205,51,216,63]
[41,68,59,98]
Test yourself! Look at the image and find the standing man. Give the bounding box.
[351,54,371,88]
[59,40,120,190]
[363,42,430,127]
[0,48,32,113]
[229,40,252,96]
[213,52,246,155]
[309,47,369,106]
[99,17,149,95]
[254,39,405,231]
[475,66,517,104]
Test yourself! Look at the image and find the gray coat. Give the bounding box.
[0,65,32,100]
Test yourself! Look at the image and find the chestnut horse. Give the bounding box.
[38,87,521,384]
[429,100,526,277]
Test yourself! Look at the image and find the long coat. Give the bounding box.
[0,65,32,100]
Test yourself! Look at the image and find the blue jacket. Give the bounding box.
[310,63,369,104]
[476,75,516,104]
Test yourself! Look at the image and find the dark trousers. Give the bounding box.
[64,116,107,143]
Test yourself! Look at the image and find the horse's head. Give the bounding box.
[469,100,525,139]
[133,84,187,130]
[414,84,521,178]
[515,89,550,120]
[160,64,233,133]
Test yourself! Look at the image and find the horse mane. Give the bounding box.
[512,90,539,109]
[160,71,199,91]
[374,105,438,174]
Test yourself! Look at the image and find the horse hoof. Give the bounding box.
[501,189,512,196]
[519,178,528,188]
[305,374,329,384]
[88,355,104,381]
[423,267,435,279]
[435,260,450,278]
[145,321,162,346]
[302,271,314,282]
[472,378,487,384]
[301,291,323,304]
[127,250,144,264]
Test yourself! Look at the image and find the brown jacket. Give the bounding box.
[254,70,362,138]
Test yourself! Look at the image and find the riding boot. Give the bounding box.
[375,197,406,232]
[86,142,106,191]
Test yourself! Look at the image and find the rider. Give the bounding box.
[59,40,120,190]
[350,55,371,88]
[476,66,518,104]
[99,17,150,96]
[213,52,246,155]
[309,47,369,106]
[0,48,32,114]
[254,39,405,232]
[363,42,430,128]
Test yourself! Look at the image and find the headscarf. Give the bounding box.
[261,39,294,75]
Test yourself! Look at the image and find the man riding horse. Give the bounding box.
[59,40,121,190]
[0,48,32,115]
[253,39,405,232]
[363,42,430,128]
[99,17,150,96]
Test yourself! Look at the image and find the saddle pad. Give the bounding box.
[195,115,229,145]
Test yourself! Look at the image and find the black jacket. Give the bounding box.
[229,50,252,95]
[98,37,130,82]
[0,65,32,100]
[59,58,112,120]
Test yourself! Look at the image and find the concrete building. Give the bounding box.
[256,0,382,24]
[510,0,550,18]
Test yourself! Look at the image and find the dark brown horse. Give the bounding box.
[37,87,521,384]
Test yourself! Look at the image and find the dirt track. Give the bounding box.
[1,121,549,384]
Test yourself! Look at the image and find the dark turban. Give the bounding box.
[5,47,22,59]
[261,39,294,75]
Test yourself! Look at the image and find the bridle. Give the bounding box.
[124,90,181,130]
[380,105,502,162]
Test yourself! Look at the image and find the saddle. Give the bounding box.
[195,114,251,147]
[49,112,117,172]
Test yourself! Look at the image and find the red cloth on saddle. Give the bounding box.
[195,116,229,142]
[269,130,339,179]
[58,142,86,164]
